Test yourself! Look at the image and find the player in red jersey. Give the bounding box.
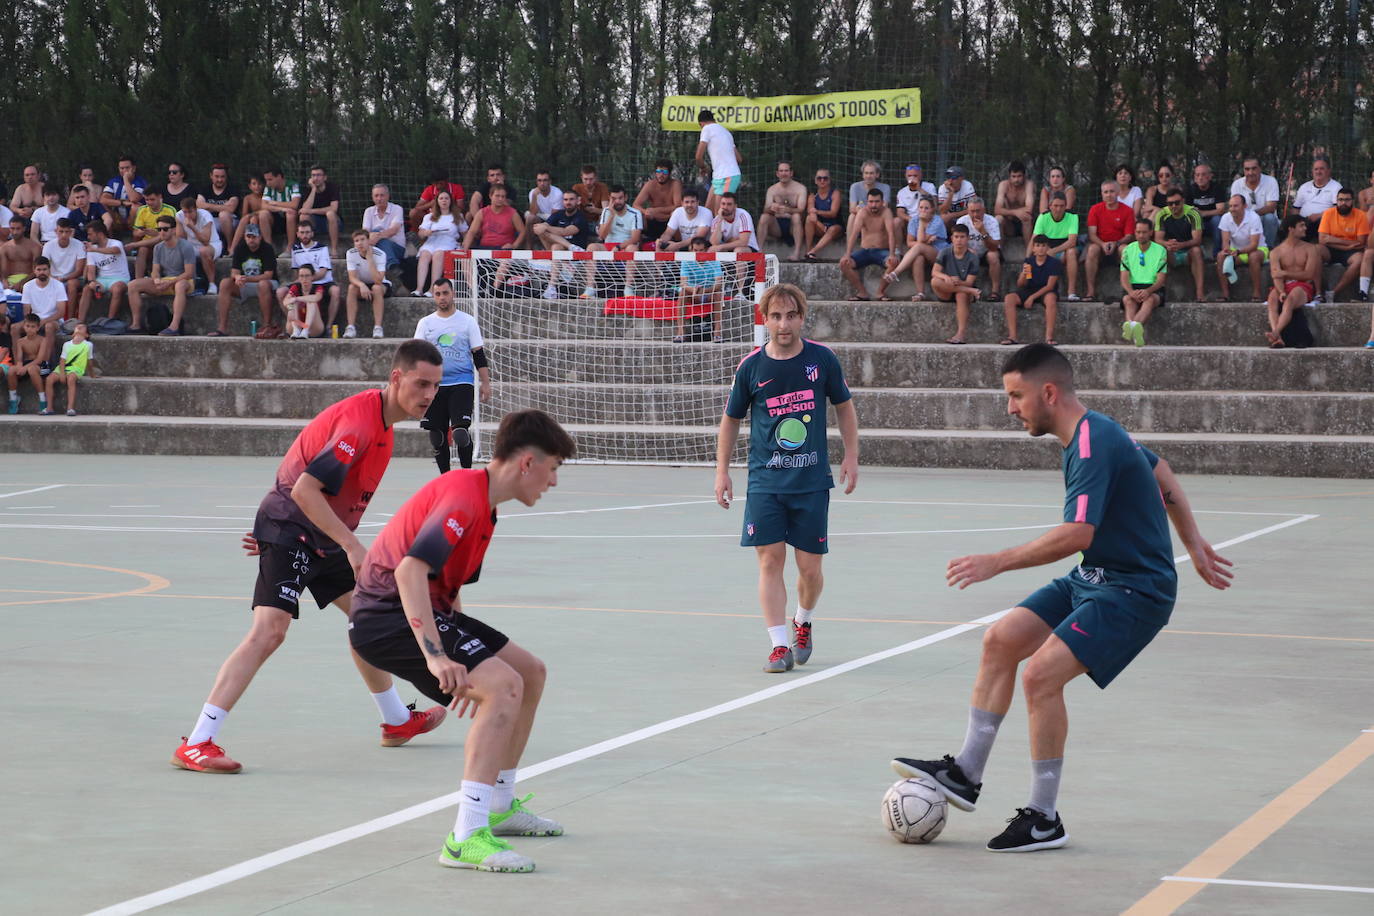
[349,410,576,873]
[172,340,445,774]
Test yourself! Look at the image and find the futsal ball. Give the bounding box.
[881,776,947,844]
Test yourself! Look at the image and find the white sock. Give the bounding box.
[493,768,518,813]
[767,625,789,648]
[8,392,16,402]
[1362,277,1371,294]
[186,703,229,745]
[455,780,493,841]
[372,687,410,727]
[794,605,814,625]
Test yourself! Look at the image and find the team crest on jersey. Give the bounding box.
[333,437,358,463]
[747,522,756,536]
[805,364,819,382]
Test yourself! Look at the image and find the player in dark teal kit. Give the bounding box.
[892,344,1233,852]
[714,283,859,673]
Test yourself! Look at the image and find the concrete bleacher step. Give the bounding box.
[86,337,1374,392]
[22,378,1374,438]
[95,293,1369,349]
[4,414,1370,478]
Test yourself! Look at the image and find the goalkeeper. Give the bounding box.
[414,277,491,472]
[714,283,859,673]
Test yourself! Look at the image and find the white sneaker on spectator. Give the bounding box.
[1323,290,1335,304]
[1307,297,1321,309]
[207,282,218,295]
[423,290,434,298]
[372,326,384,338]
[343,325,357,339]
[543,285,558,300]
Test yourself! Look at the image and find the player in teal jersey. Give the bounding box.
[714,283,859,673]
[893,344,1233,851]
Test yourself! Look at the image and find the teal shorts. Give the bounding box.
[711,175,742,195]
[741,489,829,554]
[1020,567,1174,688]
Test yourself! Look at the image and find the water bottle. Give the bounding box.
[250,320,258,337]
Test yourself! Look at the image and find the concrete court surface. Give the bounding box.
[0,457,1370,916]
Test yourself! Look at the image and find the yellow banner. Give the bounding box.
[661,88,921,132]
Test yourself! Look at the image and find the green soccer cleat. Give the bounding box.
[491,794,564,837]
[438,827,535,872]
[1130,321,1146,347]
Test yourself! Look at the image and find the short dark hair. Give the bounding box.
[1002,342,1074,390]
[392,338,443,372]
[950,224,969,236]
[119,156,137,166]
[698,109,714,122]
[1135,217,1153,229]
[86,219,107,235]
[1115,163,1135,181]
[70,183,88,195]
[581,164,598,174]
[492,409,577,461]
[1337,188,1354,199]
[1050,191,1067,203]
[55,218,72,229]
[35,256,51,267]
[42,184,59,197]
[688,234,710,248]
[145,185,165,197]
[1280,214,1306,235]
[1031,234,1052,246]
[310,164,326,174]
[867,188,884,199]
[536,168,552,180]
[1008,160,1026,174]
[681,188,697,200]
[431,277,453,290]
[23,312,39,323]
[719,192,737,202]
[487,163,506,173]
[609,185,627,196]
[1166,189,1185,202]
[264,167,284,178]
[1155,160,1175,175]
[156,215,176,229]
[428,166,449,183]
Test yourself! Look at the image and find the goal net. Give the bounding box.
[443,249,779,465]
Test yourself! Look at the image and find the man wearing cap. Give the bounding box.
[894,164,937,248]
[215,220,278,338]
[939,166,977,229]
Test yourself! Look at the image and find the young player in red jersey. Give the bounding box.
[172,340,445,774]
[349,410,576,873]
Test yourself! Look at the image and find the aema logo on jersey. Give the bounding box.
[766,416,819,469]
[438,333,456,347]
[805,364,819,382]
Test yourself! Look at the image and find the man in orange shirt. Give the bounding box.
[1317,188,1367,302]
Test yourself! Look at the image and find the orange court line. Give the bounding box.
[1122,728,1374,915]
[0,556,171,608]
[1163,628,1374,644]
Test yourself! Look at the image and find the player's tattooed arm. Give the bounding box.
[423,635,443,657]
[1162,488,1177,505]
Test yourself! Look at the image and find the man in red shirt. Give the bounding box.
[410,167,467,231]
[172,341,445,774]
[349,410,576,873]
[1084,181,1136,300]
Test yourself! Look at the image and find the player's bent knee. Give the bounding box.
[451,426,472,450]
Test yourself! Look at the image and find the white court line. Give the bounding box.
[110,505,160,508]
[1161,876,1374,895]
[0,484,64,500]
[0,513,251,521]
[1175,515,1318,562]
[832,498,1306,518]
[0,525,243,534]
[4,505,54,510]
[504,499,718,518]
[87,514,1318,915]
[498,524,1059,539]
[87,608,1010,916]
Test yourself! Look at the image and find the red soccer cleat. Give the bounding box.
[172,738,243,774]
[380,704,448,747]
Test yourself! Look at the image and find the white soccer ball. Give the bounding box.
[881,776,947,844]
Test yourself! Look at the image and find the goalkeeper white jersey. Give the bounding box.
[415,310,485,386]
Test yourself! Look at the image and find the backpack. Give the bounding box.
[1281,308,1314,349]
[145,302,173,334]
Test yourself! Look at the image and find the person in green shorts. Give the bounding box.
[715,283,859,673]
[1215,194,1270,300]
[42,321,93,416]
[1119,218,1167,347]
[1032,191,1081,300]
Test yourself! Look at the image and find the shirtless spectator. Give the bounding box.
[842,189,899,301]
[848,160,892,215]
[299,165,342,255]
[656,189,713,251]
[1084,181,1135,300]
[932,224,982,344]
[1317,188,1366,302]
[410,167,466,230]
[42,219,86,316]
[632,159,682,245]
[1266,216,1320,348]
[938,166,977,228]
[1359,167,1374,212]
[1215,194,1268,301]
[214,222,276,338]
[803,169,844,260]
[956,197,1003,298]
[883,196,948,300]
[257,168,301,248]
[572,165,611,223]
[227,172,266,253]
[198,164,241,246]
[995,161,1036,239]
[10,165,45,220]
[893,164,936,249]
[2,216,41,293]
[468,164,522,221]
[1038,166,1076,215]
[6,314,49,413]
[755,161,808,261]
[100,157,148,235]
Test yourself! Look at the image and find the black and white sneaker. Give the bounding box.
[986,807,1068,852]
[890,754,981,811]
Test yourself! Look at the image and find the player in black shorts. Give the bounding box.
[171,342,446,774]
[893,345,1233,851]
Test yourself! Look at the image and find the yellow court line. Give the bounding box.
[0,556,171,607]
[1123,728,1374,915]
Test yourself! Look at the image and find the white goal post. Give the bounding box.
[443,249,780,464]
